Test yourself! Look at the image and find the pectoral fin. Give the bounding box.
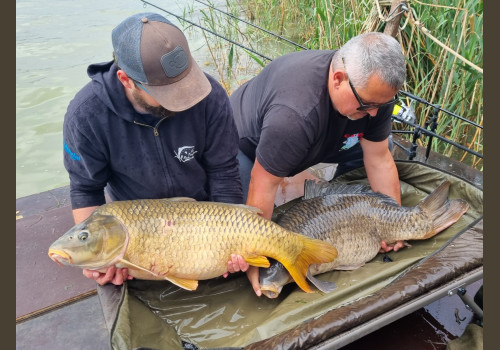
[163,276,199,291]
[118,258,162,278]
[118,258,199,291]
[306,270,337,293]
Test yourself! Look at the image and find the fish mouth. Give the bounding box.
[48,249,73,267]
[260,285,283,299]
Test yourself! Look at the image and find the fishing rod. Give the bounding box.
[392,116,483,159]
[139,0,482,159]
[184,2,483,131]
[139,0,273,61]
[399,90,482,129]
[192,0,310,51]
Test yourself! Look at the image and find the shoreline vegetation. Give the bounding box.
[184,0,482,170]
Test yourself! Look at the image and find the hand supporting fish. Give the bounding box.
[259,180,469,298]
[48,198,338,294]
[82,265,133,286]
[224,254,250,277]
[82,252,249,285]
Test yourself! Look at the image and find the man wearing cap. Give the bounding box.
[63,13,243,285]
[229,32,407,296]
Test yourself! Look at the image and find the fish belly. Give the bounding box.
[309,230,381,274]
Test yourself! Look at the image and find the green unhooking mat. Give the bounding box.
[97,161,483,350]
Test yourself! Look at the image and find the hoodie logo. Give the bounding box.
[341,133,364,150]
[174,146,197,163]
[63,139,81,161]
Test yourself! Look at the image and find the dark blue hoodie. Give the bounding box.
[63,61,242,209]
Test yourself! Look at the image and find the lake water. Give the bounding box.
[16,0,225,198]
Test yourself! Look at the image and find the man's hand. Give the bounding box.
[246,266,262,297]
[223,254,262,296]
[82,266,133,286]
[223,254,249,277]
[379,240,406,253]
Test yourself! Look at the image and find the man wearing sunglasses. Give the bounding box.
[228,32,406,296]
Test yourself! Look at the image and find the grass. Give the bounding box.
[183,0,483,170]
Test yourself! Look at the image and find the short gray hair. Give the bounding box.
[332,32,406,90]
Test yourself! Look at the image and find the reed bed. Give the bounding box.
[185,0,482,170]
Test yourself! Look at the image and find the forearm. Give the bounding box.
[246,159,283,220]
[363,142,405,252]
[208,165,244,204]
[361,138,401,205]
[365,160,401,204]
[247,178,280,220]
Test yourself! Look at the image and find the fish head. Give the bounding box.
[259,260,294,299]
[48,213,127,270]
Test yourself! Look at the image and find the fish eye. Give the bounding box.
[78,231,89,241]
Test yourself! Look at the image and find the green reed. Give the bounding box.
[184,0,482,169]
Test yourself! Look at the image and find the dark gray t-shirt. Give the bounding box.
[230,50,392,177]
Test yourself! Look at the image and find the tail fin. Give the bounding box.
[418,181,470,239]
[279,236,338,293]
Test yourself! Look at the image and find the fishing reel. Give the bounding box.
[392,99,416,124]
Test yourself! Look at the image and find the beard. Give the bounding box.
[131,89,176,119]
[142,104,176,119]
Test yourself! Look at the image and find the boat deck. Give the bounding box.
[16,186,108,349]
[16,165,481,349]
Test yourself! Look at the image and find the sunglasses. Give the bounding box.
[341,57,398,112]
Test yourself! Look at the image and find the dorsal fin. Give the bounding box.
[418,181,450,213]
[224,203,264,215]
[162,197,197,202]
[303,179,372,200]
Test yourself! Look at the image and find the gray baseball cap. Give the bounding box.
[112,13,211,112]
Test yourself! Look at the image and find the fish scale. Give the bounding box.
[278,194,434,271]
[281,194,432,242]
[259,180,470,298]
[48,198,338,293]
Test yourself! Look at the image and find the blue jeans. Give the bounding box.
[236,147,362,202]
[325,135,393,177]
[237,149,254,202]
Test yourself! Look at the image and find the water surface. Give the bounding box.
[16,0,220,198]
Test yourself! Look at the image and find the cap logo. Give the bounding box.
[161,46,189,78]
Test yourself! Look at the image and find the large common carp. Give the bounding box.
[259,180,469,298]
[48,198,338,293]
